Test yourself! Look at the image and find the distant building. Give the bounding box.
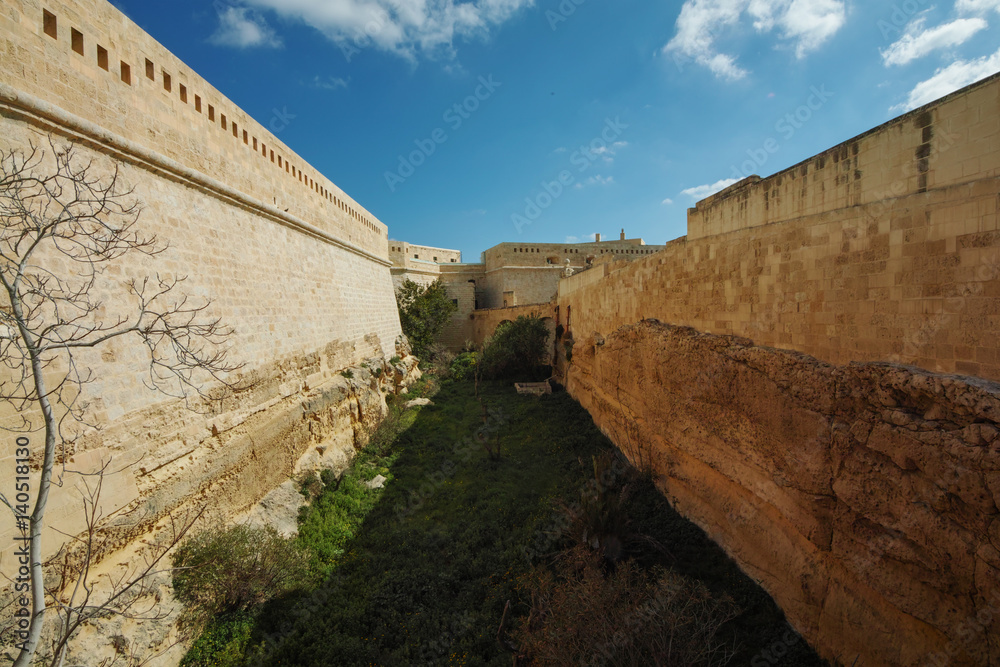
[388,241,462,288]
[389,230,667,348]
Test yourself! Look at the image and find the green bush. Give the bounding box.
[449,351,478,381]
[340,369,354,379]
[172,525,311,628]
[396,279,458,358]
[479,314,550,380]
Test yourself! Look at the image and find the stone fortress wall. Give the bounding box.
[551,73,1000,665]
[0,0,407,581]
[392,232,666,349]
[389,240,462,288]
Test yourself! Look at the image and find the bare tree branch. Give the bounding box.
[0,136,243,666]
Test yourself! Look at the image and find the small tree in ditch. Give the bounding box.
[479,314,550,380]
[395,279,457,359]
[0,138,240,666]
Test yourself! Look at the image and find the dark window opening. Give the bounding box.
[43,10,57,39]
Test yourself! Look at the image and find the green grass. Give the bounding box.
[180,379,827,666]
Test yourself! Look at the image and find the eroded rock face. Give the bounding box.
[9,352,419,667]
[561,320,1000,667]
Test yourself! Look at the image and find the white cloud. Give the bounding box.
[242,0,534,60]
[892,46,1000,111]
[312,75,349,90]
[681,177,740,199]
[210,7,282,48]
[663,0,846,80]
[881,17,987,66]
[589,140,628,164]
[585,175,614,186]
[661,198,674,205]
[956,0,1000,14]
[565,233,598,243]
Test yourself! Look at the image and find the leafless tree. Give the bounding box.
[22,458,203,667]
[0,137,241,666]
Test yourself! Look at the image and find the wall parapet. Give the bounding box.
[0,83,389,267]
[688,72,1000,240]
[1,0,387,258]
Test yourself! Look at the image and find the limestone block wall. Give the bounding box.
[563,321,1000,666]
[688,73,1000,241]
[0,0,387,258]
[558,75,1000,382]
[478,267,564,309]
[0,114,404,573]
[471,304,557,343]
[550,73,1000,665]
[437,264,486,349]
[0,0,406,581]
[483,239,662,270]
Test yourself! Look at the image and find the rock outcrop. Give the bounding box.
[561,320,1000,666]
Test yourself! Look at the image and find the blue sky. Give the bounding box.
[109,0,1000,261]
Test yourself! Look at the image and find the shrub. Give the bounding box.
[515,547,740,666]
[449,351,478,381]
[479,314,550,380]
[390,355,402,365]
[396,279,458,358]
[340,369,354,379]
[172,525,311,628]
[426,342,456,378]
[557,453,638,564]
[299,471,323,500]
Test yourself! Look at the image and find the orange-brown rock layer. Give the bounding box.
[561,320,1000,666]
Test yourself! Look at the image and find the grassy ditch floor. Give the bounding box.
[180,379,828,666]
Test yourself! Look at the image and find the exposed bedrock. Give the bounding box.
[562,320,1000,666]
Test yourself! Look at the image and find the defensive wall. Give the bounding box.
[0,0,407,586]
[389,240,462,288]
[478,237,664,309]
[470,303,557,347]
[546,73,1000,665]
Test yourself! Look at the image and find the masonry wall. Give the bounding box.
[1,0,387,258]
[0,0,405,579]
[552,74,1000,665]
[438,264,485,349]
[560,78,1000,381]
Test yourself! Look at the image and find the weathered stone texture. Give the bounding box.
[542,73,1000,666]
[0,0,386,258]
[558,74,1000,383]
[564,321,1000,666]
[0,0,406,589]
